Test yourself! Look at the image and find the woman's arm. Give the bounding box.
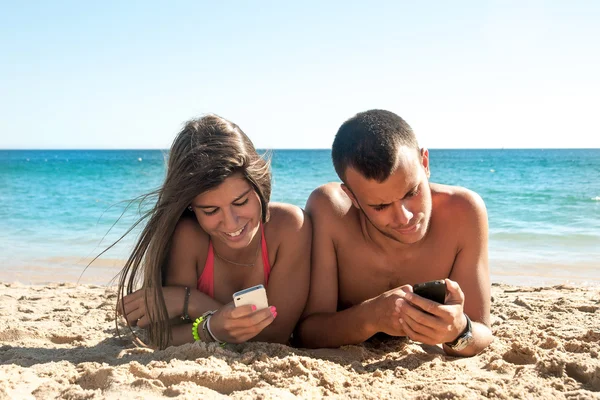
[162,218,275,346]
[252,204,312,343]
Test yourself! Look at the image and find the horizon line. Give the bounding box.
[2,147,600,151]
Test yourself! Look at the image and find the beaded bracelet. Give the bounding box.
[191,316,204,341]
[192,310,215,342]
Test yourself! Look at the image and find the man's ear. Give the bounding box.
[421,148,431,179]
[341,184,361,209]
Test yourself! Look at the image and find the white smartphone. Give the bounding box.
[233,284,269,310]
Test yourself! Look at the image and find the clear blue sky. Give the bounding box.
[1,1,599,149]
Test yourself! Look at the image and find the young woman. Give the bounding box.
[118,115,311,349]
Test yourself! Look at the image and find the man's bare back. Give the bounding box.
[295,109,493,356]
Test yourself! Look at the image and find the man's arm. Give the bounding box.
[296,185,405,348]
[396,189,493,356]
[444,189,493,356]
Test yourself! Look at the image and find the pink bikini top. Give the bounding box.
[197,224,271,298]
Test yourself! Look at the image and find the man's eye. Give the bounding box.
[203,208,219,216]
[233,198,249,207]
[408,189,419,197]
[373,204,389,211]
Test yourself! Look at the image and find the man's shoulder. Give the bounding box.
[431,183,487,222]
[305,182,353,219]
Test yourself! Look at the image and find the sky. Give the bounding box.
[1,1,599,149]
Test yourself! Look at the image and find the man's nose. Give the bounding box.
[392,202,413,226]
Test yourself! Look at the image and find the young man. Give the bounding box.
[296,110,493,356]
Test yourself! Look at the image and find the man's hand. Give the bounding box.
[209,304,277,343]
[119,286,187,328]
[371,285,413,337]
[395,279,467,345]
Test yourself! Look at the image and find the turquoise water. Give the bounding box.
[1,149,599,286]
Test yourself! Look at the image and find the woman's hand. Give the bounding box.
[119,286,187,328]
[208,303,277,343]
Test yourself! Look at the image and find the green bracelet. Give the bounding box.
[192,310,216,342]
[192,316,204,341]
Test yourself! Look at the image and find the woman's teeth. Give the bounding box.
[226,227,244,237]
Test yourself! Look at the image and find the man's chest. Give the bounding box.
[335,237,457,309]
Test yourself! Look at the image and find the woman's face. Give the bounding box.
[189,173,262,249]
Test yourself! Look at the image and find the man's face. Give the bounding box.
[343,147,432,245]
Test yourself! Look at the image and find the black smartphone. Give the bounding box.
[413,280,447,304]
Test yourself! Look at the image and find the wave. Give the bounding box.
[490,231,600,246]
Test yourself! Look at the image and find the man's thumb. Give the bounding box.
[445,279,465,305]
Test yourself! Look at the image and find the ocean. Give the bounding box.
[1,149,599,286]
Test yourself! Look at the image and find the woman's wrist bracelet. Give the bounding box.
[181,287,191,322]
[192,310,215,342]
[206,315,225,344]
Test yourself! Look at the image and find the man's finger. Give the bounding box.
[399,317,434,345]
[398,299,442,331]
[401,310,438,339]
[402,292,444,316]
[444,279,465,305]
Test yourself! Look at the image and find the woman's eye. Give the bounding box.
[374,204,388,211]
[233,198,249,207]
[203,209,219,216]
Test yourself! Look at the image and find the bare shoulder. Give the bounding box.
[265,203,312,263]
[431,183,488,243]
[171,216,209,253]
[305,182,353,220]
[431,183,487,219]
[266,202,311,235]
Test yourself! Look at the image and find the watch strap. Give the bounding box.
[445,313,472,348]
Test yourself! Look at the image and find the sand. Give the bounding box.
[0,282,599,399]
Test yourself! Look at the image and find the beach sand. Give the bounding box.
[1,282,598,399]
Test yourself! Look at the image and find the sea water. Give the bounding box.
[1,149,599,286]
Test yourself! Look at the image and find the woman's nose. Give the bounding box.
[222,207,240,231]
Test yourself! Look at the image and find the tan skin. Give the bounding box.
[296,147,493,356]
[121,173,312,345]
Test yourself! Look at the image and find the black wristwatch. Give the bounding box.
[445,313,474,351]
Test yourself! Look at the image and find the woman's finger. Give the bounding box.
[122,290,143,305]
[231,307,275,330]
[229,312,276,342]
[229,304,256,319]
[125,307,145,326]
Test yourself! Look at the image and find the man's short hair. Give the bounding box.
[332,109,420,182]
